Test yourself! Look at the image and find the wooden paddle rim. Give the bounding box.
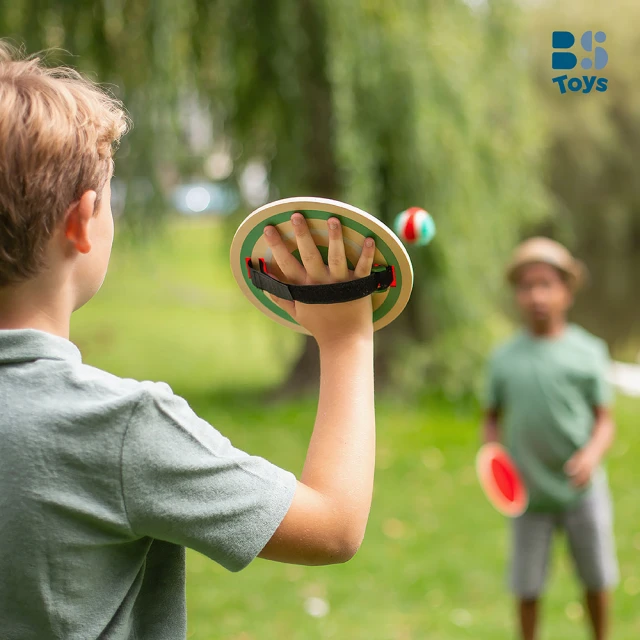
[230,197,414,334]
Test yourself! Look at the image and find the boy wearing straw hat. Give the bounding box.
[482,238,618,640]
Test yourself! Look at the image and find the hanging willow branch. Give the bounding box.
[1,0,552,394]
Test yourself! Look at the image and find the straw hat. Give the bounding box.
[506,237,586,290]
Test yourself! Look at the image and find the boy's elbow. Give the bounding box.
[323,534,363,564]
[308,495,368,564]
[338,529,366,562]
[331,519,368,563]
[314,518,366,564]
[607,419,616,446]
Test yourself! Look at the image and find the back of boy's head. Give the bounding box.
[0,41,131,288]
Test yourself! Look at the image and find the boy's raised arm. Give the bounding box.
[258,335,374,565]
[257,214,376,565]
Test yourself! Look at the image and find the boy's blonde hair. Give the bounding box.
[0,41,131,287]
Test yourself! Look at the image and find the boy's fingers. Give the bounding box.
[327,218,349,282]
[263,225,306,285]
[267,293,296,317]
[354,237,376,279]
[291,213,328,283]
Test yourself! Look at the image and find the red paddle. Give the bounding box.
[476,443,528,517]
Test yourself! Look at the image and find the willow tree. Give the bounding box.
[0,0,547,396]
[203,0,548,396]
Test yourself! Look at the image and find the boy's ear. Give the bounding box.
[64,190,97,254]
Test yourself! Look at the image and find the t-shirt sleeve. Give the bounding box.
[484,352,503,411]
[588,340,614,407]
[120,382,297,572]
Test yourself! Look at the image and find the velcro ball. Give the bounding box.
[394,207,436,247]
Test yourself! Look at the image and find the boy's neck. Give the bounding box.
[526,317,568,339]
[0,283,72,340]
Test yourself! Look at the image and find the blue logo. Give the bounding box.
[551,30,608,94]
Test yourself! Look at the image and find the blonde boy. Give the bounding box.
[0,42,378,639]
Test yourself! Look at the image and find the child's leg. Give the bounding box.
[518,599,539,640]
[510,511,555,640]
[585,590,609,640]
[562,472,618,640]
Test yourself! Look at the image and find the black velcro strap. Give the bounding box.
[246,260,394,304]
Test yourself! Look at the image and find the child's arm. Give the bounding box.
[482,409,501,444]
[565,341,615,488]
[257,214,375,565]
[258,335,374,565]
[482,352,502,444]
[565,406,615,488]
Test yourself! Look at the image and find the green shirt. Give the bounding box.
[0,329,297,640]
[485,324,612,512]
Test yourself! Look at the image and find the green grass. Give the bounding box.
[72,218,640,640]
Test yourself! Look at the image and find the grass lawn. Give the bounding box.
[72,218,640,639]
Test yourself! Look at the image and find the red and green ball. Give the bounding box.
[394,207,436,247]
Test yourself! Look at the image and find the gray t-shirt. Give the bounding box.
[0,329,297,639]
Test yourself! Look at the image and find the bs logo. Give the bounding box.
[552,30,608,94]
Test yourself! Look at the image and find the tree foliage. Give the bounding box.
[527,0,640,355]
[1,0,549,395]
[209,0,549,395]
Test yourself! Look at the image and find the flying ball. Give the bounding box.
[394,207,435,247]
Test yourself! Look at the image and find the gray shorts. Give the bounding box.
[510,473,619,599]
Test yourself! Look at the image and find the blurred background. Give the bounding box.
[2,0,639,637]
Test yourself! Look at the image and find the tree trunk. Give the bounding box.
[272,26,432,398]
[272,0,337,399]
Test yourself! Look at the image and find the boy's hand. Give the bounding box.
[564,448,599,488]
[262,213,375,345]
